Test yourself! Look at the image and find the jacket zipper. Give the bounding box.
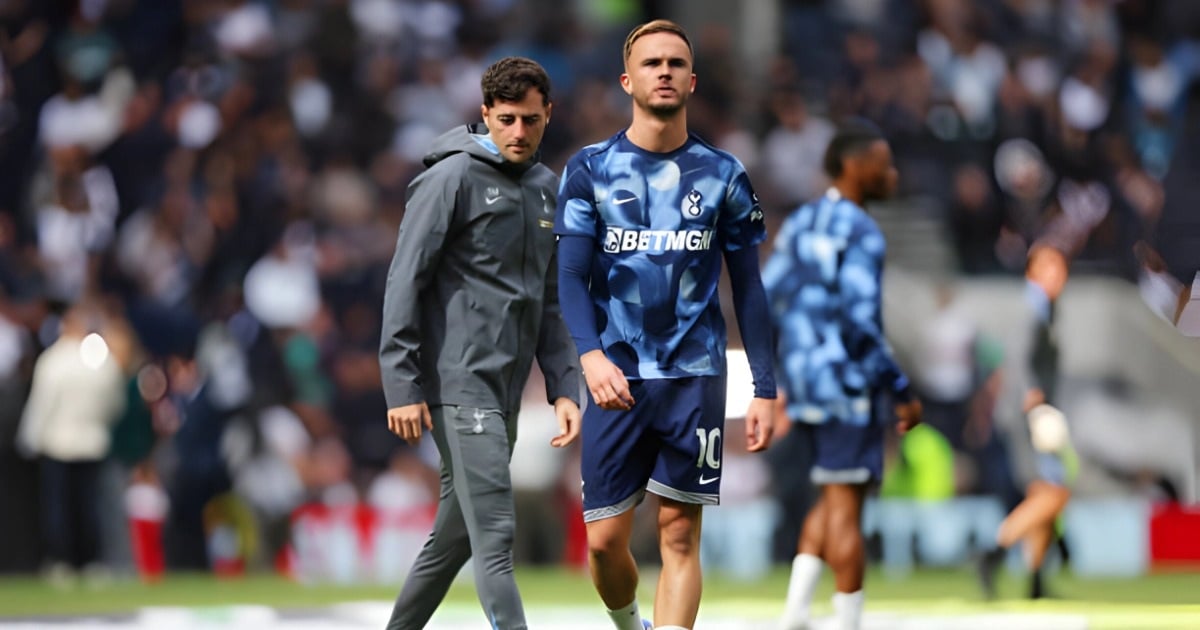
[506,179,531,405]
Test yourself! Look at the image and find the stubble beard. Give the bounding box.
[636,91,687,119]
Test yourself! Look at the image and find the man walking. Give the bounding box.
[556,20,777,630]
[764,120,922,630]
[379,56,582,630]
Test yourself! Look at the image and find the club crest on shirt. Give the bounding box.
[603,227,622,253]
[681,189,704,219]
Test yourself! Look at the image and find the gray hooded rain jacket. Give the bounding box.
[380,123,580,414]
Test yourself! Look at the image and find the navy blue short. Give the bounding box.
[795,415,884,485]
[580,374,727,522]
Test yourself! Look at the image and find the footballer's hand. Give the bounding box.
[894,399,922,435]
[744,397,776,452]
[580,350,635,410]
[388,402,432,445]
[551,397,582,448]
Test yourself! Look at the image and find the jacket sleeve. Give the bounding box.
[379,163,461,409]
[837,220,912,400]
[537,243,583,406]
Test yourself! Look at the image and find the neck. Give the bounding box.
[833,180,865,206]
[626,108,689,153]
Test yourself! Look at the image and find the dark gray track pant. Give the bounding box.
[386,405,525,630]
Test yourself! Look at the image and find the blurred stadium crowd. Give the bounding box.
[0,0,1197,582]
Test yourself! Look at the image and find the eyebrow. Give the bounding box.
[641,55,688,65]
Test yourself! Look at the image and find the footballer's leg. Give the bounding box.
[981,481,1070,600]
[814,418,881,630]
[581,381,656,630]
[781,423,824,630]
[1020,483,1069,600]
[778,483,866,630]
[997,481,1070,548]
[797,494,829,558]
[642,375,725,630]
[587,509,641,611]
[823,483,868,592]
[588,510,653,630]
[824,483,868,630]
[1024,522,1054,567]
[654,498,704,628]
[1024,518,1057,599]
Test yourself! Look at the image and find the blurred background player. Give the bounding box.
[764,120,922,630]
[978,244,1078,600]
[556,19,776,630]
[378,57,582,630]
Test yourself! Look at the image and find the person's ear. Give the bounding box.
[840,155,857,180]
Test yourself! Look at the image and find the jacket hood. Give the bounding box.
[422,123,537,175]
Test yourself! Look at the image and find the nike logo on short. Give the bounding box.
[698,475,720,485]
[613,196,638,205]
[538,219,553,229]
[485,196,502,205]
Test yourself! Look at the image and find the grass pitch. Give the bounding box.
[1,566,1197,629]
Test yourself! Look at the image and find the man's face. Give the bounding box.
[621,32,696,116]
[481,86,551,163]
[854,139,899,202]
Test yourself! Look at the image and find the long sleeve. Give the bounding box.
[724,246,776,399]
[378,165,460,409]
[536,245,582,405]
[838,221,911,400]
[556,234,601,355]
[554,150,604,357]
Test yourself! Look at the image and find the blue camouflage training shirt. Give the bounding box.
[555,131,766,380]
[763,188,910,425]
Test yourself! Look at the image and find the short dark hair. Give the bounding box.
[480,56,551,107]
[623,19,693,63]
[823,118,886,179]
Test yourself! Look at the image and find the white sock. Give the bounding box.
[832,590,864,630]
[606,598,645,630]
[780,553,822,628]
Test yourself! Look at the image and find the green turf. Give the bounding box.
[1,566,1197,623]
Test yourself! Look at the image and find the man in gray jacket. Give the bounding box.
[379,57,582,630]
